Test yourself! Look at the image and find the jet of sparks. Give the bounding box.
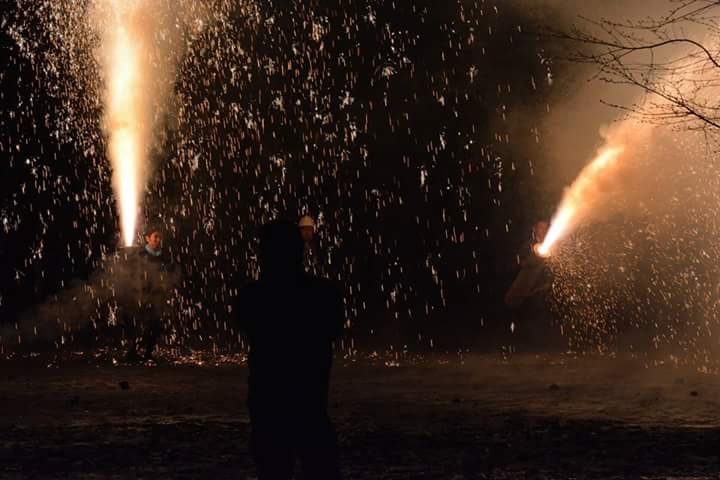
[101,0,147,247]
[537,145,625,257]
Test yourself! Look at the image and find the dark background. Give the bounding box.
[0,0,572,354]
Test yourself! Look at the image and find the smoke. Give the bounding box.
[534,0,719,243]
[1,248,180,354]
[515,0,720,359]
[0,0,215,356]
[518,0,686,180]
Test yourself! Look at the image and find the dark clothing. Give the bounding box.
[123,247,175,360]
[122,303,161,360]
[505,241,551,309]
[237,272,344,480]
[250,421,341,480]
[138,248,172,278]
[138,248,167,264]
[506,241,564,352]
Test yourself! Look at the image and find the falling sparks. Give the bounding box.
[5,0,560,357]
[6,0,720,369]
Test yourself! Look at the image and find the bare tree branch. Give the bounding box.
[536,1,720,131]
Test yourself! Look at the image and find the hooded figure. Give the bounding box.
[236,220,344,480]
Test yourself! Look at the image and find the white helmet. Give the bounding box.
[298,215,315,229]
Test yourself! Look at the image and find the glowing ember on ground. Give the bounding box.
[538,145,625,257]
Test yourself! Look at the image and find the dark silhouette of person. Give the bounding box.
[236,220,344,479]
[505,220,565,352]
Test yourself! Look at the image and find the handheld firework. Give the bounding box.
[536,145,626,257]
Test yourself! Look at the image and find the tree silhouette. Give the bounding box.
[550,1,720,131]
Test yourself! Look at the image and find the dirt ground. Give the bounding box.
[1,353,720,479]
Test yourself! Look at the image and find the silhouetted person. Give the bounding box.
[236,220,344,479]
[505,220,565,352]
[124,227,173,362]
[0,236,14,324]
[299,215,330,277]
[299,215,317,272]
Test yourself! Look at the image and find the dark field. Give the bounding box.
[1,354,719,479]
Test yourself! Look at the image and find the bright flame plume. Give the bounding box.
[93,0,182,247]
[537,145,625,257]
[106,14,142,247]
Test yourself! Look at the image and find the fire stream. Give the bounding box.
[537,145,625,257]
[107,17,141,247]
[98,0,157,248]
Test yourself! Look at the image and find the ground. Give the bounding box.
[1,353,720,479]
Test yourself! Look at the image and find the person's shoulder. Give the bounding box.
[239,280,263,295]
[138,249,169,266]
[137,248,160,260]
[131,248,150,267]
[236,281,264,312]
[304,275,344,335]
[304,274,335,288]
[304,275,342,298]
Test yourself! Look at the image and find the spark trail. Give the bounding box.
[537,144,625,256]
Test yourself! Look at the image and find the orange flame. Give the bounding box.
[93,0,187,247]
[95,0,151,248]
[538,145,625,256]
[107,18,141,247]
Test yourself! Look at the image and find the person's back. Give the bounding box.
[236,220,343,479]
[239,274,343,423]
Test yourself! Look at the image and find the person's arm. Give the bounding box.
[234,286,253,337]
[519,240,545,268]
[319,280,345,340]
[330,288,345,340]
[505,251,546,309]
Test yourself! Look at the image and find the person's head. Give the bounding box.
[533,220,549,243]
[144,228,163,251]
[259,220,304,280]
[298,215,315,243]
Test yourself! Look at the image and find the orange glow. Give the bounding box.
[99,0,147,247]
[109,21,141,246]
[538,146,625,256]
